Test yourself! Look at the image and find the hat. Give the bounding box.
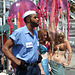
[22,10,37,19]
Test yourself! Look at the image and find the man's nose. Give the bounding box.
[37,17,39,21]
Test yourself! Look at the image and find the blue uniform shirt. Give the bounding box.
[9,25,39,63]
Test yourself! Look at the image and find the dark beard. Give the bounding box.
[30,21,39,28]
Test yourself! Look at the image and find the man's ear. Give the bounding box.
[26,17,30,23]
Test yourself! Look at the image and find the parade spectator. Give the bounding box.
[50,30,72,75]
[0,50,3,72]
[0,39,3,72]
[2,10,44,75]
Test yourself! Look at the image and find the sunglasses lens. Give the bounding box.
[58,35,63,38]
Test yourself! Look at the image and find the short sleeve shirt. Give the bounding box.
[9,25,39,63]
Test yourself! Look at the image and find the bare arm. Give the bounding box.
[65,39,72,65]
[62,39,72,66]
[2,39,21,66]
[38,51,45,75]
[8,59,12,71]
[38,63,45,75]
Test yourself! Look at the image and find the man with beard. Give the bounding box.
[2,10,44,75]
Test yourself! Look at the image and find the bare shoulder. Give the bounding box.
[64,38,68,42]
[64,38,70,45]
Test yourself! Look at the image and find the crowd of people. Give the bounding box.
[0,10,72,75]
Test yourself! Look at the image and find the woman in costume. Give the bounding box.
[38,29,51,75]
[50,30,72,75]
[44,30,51,63]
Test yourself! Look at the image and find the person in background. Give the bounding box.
[0,41,13,73]
[2,10,44,75]
[8,48,13,72]
[38,29,51,75]
[50,30,72,75]
[0,49,3,72]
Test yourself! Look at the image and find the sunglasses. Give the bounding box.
[58,35,63,38]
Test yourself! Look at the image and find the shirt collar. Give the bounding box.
[24,25,30,34]
[24,25,35,35]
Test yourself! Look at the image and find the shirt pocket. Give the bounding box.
[26,42,33,52]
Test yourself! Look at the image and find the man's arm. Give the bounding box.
[2,39,21,66]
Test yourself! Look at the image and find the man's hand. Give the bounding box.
[17,60,27,70]
[16,59,21,66]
